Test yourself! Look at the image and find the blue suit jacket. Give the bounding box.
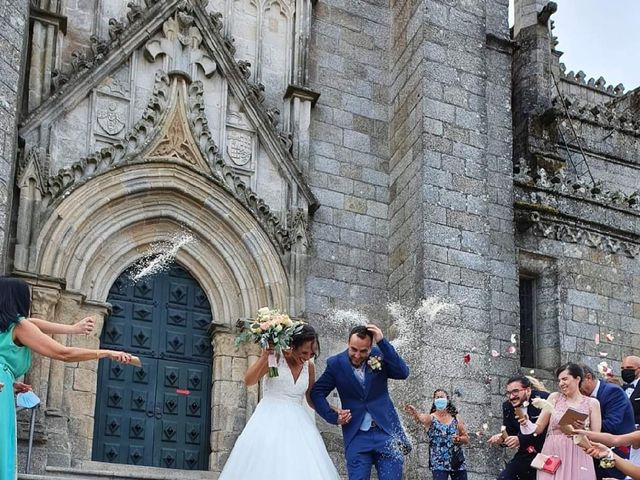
[595,381,636,479]
[310,338,410,451]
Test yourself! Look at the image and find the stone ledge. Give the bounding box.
[30,461,212,480]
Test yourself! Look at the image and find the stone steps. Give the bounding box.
[18,461,213,480]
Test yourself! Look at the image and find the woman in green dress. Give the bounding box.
[0,277,133,480]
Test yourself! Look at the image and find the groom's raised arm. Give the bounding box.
[377,338,410,379]
[310,361,339,425]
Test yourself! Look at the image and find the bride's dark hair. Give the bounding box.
[291,323,320,357]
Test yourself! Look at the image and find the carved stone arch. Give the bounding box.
[34,162,291,322]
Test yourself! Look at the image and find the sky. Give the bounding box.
[509,0,640,90]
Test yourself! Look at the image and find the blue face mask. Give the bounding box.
[434,398,448,411]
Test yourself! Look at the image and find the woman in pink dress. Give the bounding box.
[519,363,601,480]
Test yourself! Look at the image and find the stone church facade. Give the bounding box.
[0,0,637,478]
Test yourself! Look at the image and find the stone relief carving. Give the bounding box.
[286,208,310,250]
[519,211,639,259]
[31,288,61,320]
[547,95,640,135]
[149,109,201,165]
[98,63,130,97]
[226,130,253,167]
[39,70,304,256]
[96,99,127,136]
[23,0,317,244]
[18,147,47,189]
[144,10,217,78]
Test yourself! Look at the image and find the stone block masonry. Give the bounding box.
[0,0,28,274]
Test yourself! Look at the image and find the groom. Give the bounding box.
[311,324,411,480]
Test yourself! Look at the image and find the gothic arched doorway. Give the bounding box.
[92,263,212,470]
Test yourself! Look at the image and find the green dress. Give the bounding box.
[0,321,32,480]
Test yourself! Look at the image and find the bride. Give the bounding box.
[219,324,341,479]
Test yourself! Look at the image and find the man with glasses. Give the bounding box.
[488,375,548,480]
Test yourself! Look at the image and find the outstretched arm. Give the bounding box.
[27,316,95,335]
[310,363,339,425]
[579,430,640,450]
[14,319,131,364]
[585,442,640,479]
[519,392,555,435]
[404,404,433,429]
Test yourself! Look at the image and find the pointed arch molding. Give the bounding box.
[34,72,299,257]
[34,161,290,324]
[19,0,317,210]
[19,72,313,323]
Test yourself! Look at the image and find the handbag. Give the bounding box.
[449,444,465,469]
[531,453,561,474]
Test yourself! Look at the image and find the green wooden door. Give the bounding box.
[93,264,212,470]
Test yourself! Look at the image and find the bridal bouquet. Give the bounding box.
[235,307,304,377]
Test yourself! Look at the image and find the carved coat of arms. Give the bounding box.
[97,102,126,136]
[227,130,253,167]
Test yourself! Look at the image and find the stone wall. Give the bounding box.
[306,1,391,319]
[306,0,392,470]
[414,1,517,478]
[0,0,28,274]
[307,0,518,477]
[512,0,640,414]
[517,234,640,373]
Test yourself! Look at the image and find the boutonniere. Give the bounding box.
[367,356,383,371]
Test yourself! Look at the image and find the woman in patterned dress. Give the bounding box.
[405,389,470,480]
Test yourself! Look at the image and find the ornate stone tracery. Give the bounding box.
[517,211,640,259]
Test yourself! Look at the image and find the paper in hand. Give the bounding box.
[558,408,588,426]
[130,355,142,367]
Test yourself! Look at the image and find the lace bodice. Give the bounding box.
[262,355,309,404]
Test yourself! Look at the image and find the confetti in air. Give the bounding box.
[606,333,614,342]
[506,345,516,355]
[510,333,517,344]
[599,352,609,357]
[129,232,195,282]
[595,334,600,345]
[490,350,500,358]
[598,361,612,377]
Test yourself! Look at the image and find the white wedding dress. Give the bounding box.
[218,356,340,479]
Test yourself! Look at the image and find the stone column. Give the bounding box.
[284,85,320,176]
[209,327,259,474]
[0,0,29,274]
[389,1,517,478]
[25,284,62,407]
[27,4,67,111]
[512,0,557,161]
[43,291,106,468]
